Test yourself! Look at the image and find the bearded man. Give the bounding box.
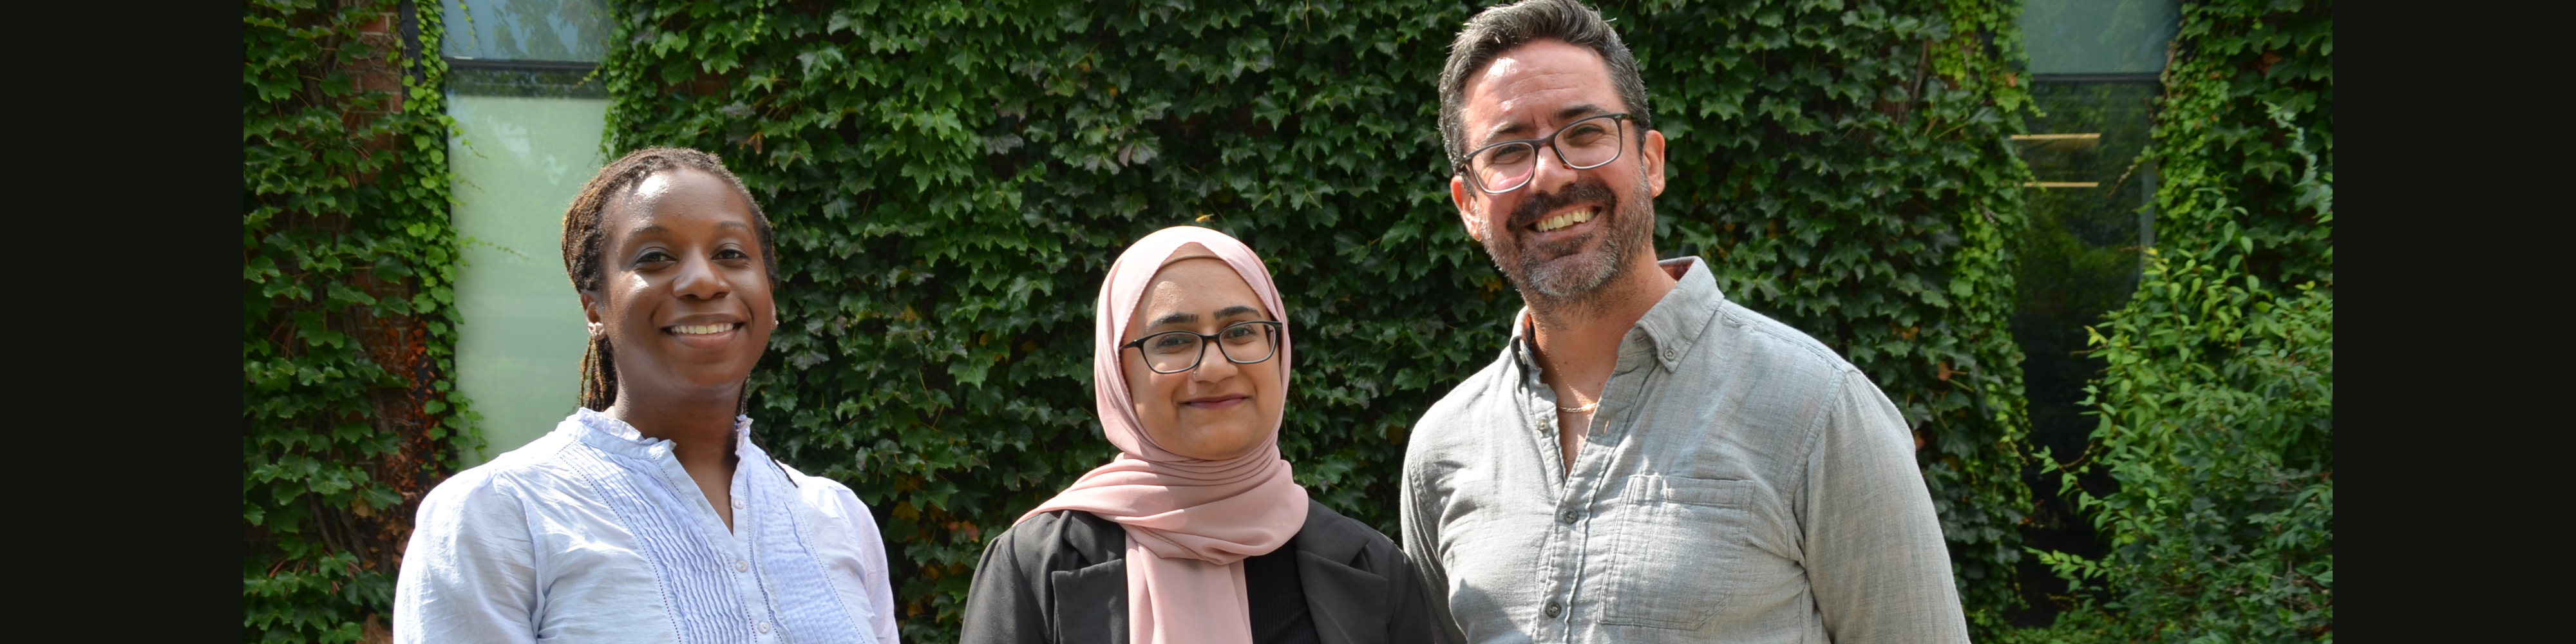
[1397,1,1973,642]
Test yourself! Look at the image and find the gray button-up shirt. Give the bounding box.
[1400,257,1968,644]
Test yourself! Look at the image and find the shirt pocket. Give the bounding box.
[1595,475,1752,630]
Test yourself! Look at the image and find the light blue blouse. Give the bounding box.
[397,409,898,643]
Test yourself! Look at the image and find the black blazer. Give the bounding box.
[960,498,1432,644]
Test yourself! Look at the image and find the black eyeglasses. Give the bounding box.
[1121,320,1284,374]
[1452,112,1634,194]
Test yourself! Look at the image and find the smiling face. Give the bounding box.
[1121,256,1287,462]
[1451,39,1668,305]
[581,168,777,405]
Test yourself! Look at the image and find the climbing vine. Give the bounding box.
[242,1,469,641]
[2012,0,2334,641]
[597,1,2040,639]
[236,0,2338,641]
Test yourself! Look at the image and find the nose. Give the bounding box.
[1189,339,1240,382]
[1524,142,1579,195]
[672,253,733,301]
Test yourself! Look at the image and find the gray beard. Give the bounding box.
[1481,174,1656,316]
[1518,212,1633,302]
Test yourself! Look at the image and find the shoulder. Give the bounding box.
[1423,352,1519,417]
[1294,500,1403,572]
[1406,349,1522,460]
[1707,299,1863,388]
[987,509,1122,567]
[772,460,873,524]
[1701,301,1909,449]
[775,459,846,492]
[415,431,585,525]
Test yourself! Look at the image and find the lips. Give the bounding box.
[1184,393,1249,410]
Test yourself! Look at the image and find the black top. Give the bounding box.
[960,498,1432,644]
[1245,537,1322,644]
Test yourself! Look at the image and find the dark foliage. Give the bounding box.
[242,1,470,641]
[2010,1,2334,641]
[596,1,2039,639]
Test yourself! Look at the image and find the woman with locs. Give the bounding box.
[961,226,1432,644]
[395,147,899,643]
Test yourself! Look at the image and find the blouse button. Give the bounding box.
[757,621,772,634]
[733,498,746,509]
[735,560,750,573]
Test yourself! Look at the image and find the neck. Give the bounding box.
[1524,256,1679,392]
[604,379,749,531]
[604,383,744,466]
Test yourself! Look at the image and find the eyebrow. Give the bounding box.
[1147,305,1263,328]
[621,220,752,244]
[622,224,669,244]
[1476,103,1610,148]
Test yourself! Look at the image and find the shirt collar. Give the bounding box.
[570,406,761,462]
[1508,256,1726,374]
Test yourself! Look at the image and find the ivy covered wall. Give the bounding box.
[242,1,469,642]
[596,0,2036,639]
[2014,0,2334,641]
[237,1,2331,642]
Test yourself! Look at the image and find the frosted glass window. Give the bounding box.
[442,0,609,62]
[2020,0,2180,75]
[448,77,607,462]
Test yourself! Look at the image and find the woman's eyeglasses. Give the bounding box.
[1122,320,1283,374]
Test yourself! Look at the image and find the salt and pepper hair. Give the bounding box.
[1436,0,1656,162]
[559,147,779,412]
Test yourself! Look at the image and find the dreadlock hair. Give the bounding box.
[561,147,779,412]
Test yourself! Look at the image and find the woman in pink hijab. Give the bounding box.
[961,227,1431,644]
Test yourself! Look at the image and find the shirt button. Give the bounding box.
[757,621,772,634]
[1544,600,1563,618]
[1664,348,1678,359]
[1559,509,1579,524]
[733,498,746,509]
[735,560,750,573]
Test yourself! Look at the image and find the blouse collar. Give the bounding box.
[571,407,761,462]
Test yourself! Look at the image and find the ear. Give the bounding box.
[580,290,606,339]
[1640,129,1669,198]
[1450,175,1486,243]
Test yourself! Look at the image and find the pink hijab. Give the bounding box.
[1018,226,1309,644]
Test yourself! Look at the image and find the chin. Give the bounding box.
[672,368,759,393]
[1173,421,1267,459]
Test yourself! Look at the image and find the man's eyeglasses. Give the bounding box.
[1453,112,1634,194]
[1121,320,1284,374]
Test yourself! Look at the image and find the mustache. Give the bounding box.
[1505,176,1621,231]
